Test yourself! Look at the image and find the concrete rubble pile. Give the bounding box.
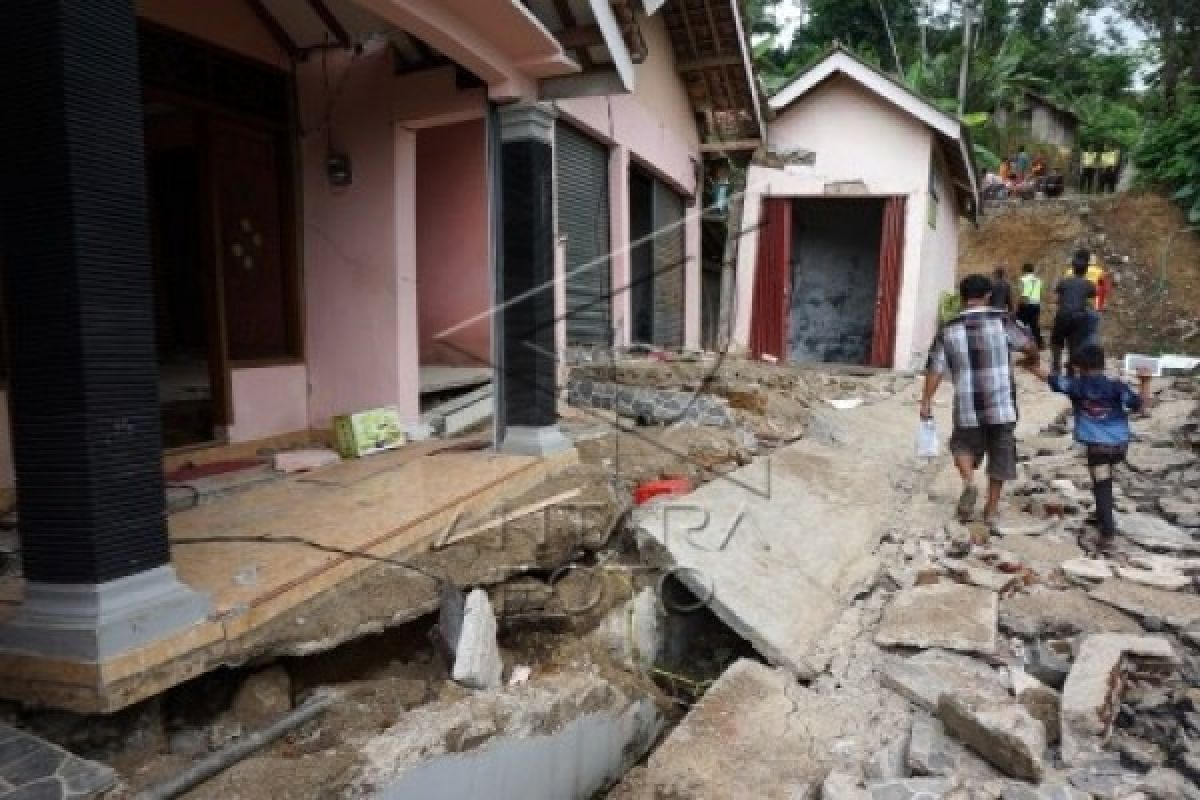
[853,375,1200,799]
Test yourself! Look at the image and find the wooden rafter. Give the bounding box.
[244,0,300,60]
[306,0,351,48]
[552,0,594,70]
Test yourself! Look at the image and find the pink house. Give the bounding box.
[0,2,759,667]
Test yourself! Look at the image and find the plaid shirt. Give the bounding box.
[927,308,1031,428]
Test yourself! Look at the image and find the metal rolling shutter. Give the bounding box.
[652,180,685,348]
[556,124,611,347]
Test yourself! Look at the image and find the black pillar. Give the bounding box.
[495,105,569,455]
[0,0,207,659]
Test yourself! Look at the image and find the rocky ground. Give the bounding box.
[3,358,1197,800]
[763,370,1200,800]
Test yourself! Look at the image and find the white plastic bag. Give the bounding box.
[916,418,939,459]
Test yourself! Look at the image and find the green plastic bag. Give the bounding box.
[938,291,961,325]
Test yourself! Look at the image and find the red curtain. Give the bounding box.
[749,198,792,361]
[870,196,906,368]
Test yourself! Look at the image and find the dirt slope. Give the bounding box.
[960,191,1200,356]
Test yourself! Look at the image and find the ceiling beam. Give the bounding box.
[676,54,743,72]
[699,138,761,154]
[557,25,604,51]
[244,0,301,60]
[306,0,351,48]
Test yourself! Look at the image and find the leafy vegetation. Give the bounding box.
[748,0,1199,215]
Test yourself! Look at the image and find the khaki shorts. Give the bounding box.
[949,423,1018,481]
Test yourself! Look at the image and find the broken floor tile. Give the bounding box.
[1117,512,1200,553]
[880,649,1007,713]
[1060,634,1180,766]
[823,771,869,800]
[1088,579,1200,630]
[907,713,1001,781]
[937,692,1046,782]
[875,584,998,656]
[0,725,115,800]
[1113,566,1192,591]
[1001,784,1090,800]
[1060,557,1113,584]
[1000,587,1142,639]
[611,660,827,799]
[868,777,958,800]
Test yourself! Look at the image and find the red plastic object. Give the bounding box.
[634,478,692,506]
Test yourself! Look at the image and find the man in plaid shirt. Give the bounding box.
[920,274,1037,526]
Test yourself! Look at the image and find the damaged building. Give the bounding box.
[732,47,979,370]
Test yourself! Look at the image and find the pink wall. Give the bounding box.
[416,119,490,367]
[227,366,310,442]
[298,45,416,427]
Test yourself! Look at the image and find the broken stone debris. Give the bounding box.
[591,587,664,670]
[348,672,660,799]
[230,665,292,727]
[0,724,117,799]
[1059,634,1179,766]
[612,660,828,799]
[451,589,504,690]
[875,584,999,656]
[879,649,1008,713]
[823,770,869,800]
[937,692,1046,781]
[1089,578,1200,630]
[907,713,1001,781]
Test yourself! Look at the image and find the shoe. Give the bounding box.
[957,485,979,522]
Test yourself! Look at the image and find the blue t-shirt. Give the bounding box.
[1048,374,1143,446]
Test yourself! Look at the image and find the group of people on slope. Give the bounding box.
[983,145,1066,202]
[987,249,1110,375]
[921,251,1147,555]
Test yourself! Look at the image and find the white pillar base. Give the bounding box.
[0,566,211,661]
[498,425,573,457]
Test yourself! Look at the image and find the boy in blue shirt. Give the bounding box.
[1027,344,1152,550]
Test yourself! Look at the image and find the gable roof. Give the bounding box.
[768,46,979,215]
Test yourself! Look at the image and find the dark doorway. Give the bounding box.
[629,166,686,348]
[629,168,655,344]
[146,108,217,449]
[789,198,885,364]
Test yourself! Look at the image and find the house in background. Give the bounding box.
[732,47,979,371]
[994,90,1080,151]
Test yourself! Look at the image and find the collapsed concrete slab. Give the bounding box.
[346,673,661,800]
[1060,634,1180,766]
[634,406,907,677]
[937,692,1046,782]
[875,584,999,656]
[880,649,1007,713]
[1088,579,1200,630]
[611,660,828,799]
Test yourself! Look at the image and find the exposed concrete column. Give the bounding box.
[0,0,209,660]
[609,146,633,348]
[495,104,571,456]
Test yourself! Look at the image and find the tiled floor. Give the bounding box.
[0,725,115,799]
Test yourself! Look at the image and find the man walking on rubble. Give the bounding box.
[920,274,1037,527]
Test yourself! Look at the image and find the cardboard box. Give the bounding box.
[333,406,406,458]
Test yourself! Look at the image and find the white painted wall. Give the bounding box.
[734,75,957,368]
[910,150,961,370]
